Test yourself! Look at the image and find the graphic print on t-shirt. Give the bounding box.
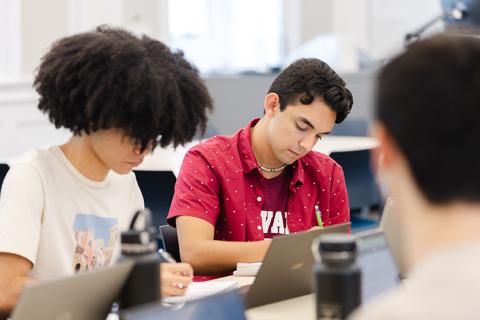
[260,168,292,238]
[72,214,119,272]
[261,210,290,238]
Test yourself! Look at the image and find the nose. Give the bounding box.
[133,146,150,156]
[299,135,318,152]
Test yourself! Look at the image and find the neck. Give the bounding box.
[59,135,109,181]
[403,196,480,269]
[251,118,284,169]
[387,159,480,271]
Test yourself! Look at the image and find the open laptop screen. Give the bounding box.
[355,229,401,302]
[10,262,133,320]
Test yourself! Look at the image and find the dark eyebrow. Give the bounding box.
[299,117,315,129]
[299,117,332,135]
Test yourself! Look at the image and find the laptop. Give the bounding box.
[10,261,133,320]
[379,197,409,277]
[120,289,245,320]
[354,228,401,303]
[244,223,350,309]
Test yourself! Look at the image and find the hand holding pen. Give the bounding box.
[158,249,193,296]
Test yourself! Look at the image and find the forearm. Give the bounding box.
[0,275,35,318]
[181,239,270,275]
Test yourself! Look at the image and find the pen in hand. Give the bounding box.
[315,205,324,229]
[158,248,177,263]
[158,249,192,277]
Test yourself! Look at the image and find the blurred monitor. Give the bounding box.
[355,229,401,303]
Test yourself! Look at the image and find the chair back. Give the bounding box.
[134,170,176,227]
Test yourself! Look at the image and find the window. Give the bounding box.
[168,0,284,74]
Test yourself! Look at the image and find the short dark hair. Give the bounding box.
[34,25,213,150]
[377,35,480,204]
[268,58,353,123]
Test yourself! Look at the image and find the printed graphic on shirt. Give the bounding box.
[261,210,290,238]
[72,214,119,272]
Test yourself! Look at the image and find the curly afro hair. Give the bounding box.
[34,25,213,150]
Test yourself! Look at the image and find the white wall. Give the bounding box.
[281,0,442,72]
[304,0,442,61]
[17,0,169,78]
[0,0,446,159]
[0,0,21,79]
[0,80,70,159]
[9,0,445,78]
[21,0,69,78]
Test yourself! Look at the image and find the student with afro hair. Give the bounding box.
[0,26,212,316]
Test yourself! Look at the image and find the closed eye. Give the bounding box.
[296,123,308,131]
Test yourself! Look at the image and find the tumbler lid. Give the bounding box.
[121,230,153,245]
[312,233,357,265]
[120,209,157,254]
[318,233,356,253]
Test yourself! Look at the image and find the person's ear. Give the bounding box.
[371,121,400,171]
[264,93,280,118]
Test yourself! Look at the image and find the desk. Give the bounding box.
[135,136,379,177]
[213,275,315,320]
[246,294,315,320]
[314,136,378,155]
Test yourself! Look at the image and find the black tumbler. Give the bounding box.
[313,233,361,320]
[118,209,162,309]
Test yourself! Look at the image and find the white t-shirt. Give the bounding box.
[350,243,480,320]
[0,146,144,280]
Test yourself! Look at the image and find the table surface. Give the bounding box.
[313,135,378,155]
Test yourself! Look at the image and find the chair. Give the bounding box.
[329,118,382,218]
[0,163,10,193]
[330,150,381,216]
[159,224,181,262]
[133,170,177,228]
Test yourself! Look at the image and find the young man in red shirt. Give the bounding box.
[167,58,353,277]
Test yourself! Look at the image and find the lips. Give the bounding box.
[127,160,143,167]
[288,149,302,157]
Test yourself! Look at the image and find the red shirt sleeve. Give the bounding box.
[327,162,350,225]
[167,149,220,227]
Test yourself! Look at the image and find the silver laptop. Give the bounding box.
[10,261,133,320]
[244,223,350,309]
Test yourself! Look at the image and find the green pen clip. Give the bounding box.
[315,205,324,229]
